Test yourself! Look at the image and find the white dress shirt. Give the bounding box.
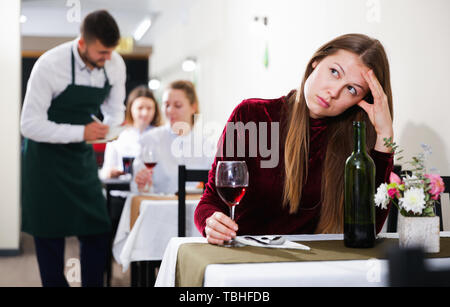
[131,124,217,194]
[20,38,126,144]
[99,126,154,179]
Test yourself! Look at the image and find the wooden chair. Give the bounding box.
[386,165,402,232]
[439,176,450,231]
[92,143,106,167]
[101,179,130,287]
[138,165,209,287]
[177,165,209,237]
[388,246,450,286]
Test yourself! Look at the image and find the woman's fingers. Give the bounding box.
[213,211,238,232]
[363,70,386,106]
[205,211,239,245]
[205,226,229,244]
[360,70,393,138]
[206,213,237,237]
[135,169,152,185]
[362,70,377,103]
[357,100,372,114]
[135,170,145,183]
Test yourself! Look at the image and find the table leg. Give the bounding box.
[131,262,138,287]
[139,261,148,287]
[147,261,161,287]
[105,187,113,287]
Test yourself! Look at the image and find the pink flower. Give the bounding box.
[425,174,445,200]
[388,188,400,198]
[389,172,402,184]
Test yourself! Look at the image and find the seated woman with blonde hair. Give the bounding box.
[100,85,162,179]
[132,80,216,194]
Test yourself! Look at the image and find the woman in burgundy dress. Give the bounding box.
[195,33,395,245]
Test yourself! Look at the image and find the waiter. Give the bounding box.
[20,10,126,287]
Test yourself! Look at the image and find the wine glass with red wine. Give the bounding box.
[142,147,157,170]
[215,161,249,247]
[141,146,157,193]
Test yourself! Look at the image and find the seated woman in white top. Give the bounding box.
[100,85,162,179]
[132,80,216,194]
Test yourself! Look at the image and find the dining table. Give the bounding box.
[112,192,203,276]
[155,232,450,287]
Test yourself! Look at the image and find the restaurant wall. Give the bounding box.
[151,0,450,175]
[147,0,229,127]
[0,0,21,252]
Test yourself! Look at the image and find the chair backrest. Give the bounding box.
[92,143,107,168]
[388,246,450,286]
[386,165,402,232]
[440,176,450,231]
[178,165,209,237]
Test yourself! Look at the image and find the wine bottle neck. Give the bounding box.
[353,122,366,153]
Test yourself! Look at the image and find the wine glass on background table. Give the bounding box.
[215,161,249,247]
[122,156,134,175]
[141,146,157,193]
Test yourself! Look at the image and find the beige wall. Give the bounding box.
[0,0,21,250]
[150,0,450,175]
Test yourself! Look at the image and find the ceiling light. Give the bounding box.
[182,58,197,72]
[134,17,152,41]
[148,79,161,90]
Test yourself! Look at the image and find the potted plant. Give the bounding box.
[375,140,445,253]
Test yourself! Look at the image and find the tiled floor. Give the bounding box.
[0,232,130,287]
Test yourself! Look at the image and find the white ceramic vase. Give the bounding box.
[398,214,440,253]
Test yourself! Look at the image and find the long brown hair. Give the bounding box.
[283,33,393,233]
[125,85,162,127]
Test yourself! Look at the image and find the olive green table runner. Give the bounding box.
[175,237,450,286]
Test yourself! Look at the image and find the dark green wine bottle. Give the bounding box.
[344,121,376,248]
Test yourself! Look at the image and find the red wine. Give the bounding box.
[144,162,157,169]
[217,186,247,206]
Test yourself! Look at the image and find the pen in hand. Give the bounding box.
[90,114,103,124]
[86,114,109,141]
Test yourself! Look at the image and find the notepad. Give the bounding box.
[87,125,127,144]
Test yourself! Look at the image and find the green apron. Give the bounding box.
[22,50,112,238]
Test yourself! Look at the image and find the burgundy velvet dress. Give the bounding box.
[194,92,393,236]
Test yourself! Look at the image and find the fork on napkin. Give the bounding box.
[234,235,310,250]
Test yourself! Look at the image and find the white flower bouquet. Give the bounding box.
[375,140,445,217]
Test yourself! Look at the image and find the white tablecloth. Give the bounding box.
[112,193,202,271]
[155,232,450,287]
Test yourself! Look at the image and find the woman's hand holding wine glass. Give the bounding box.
[135,146,157,193]
[135,168,153,192]
[205,161,248,247]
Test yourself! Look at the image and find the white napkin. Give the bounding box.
[235,236,310,250]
